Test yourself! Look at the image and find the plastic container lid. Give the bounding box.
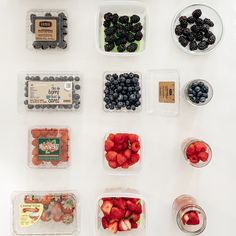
[12,191,79,236]
[146,70,180,116]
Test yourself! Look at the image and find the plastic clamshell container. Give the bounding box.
[103,72,142,113]
[12,191,79,236]
[103,133,142,175]
[96,1,148,56]
[27,9,68,50]
[18,72,81,112]
[95,188,147,236]
[29,127,70,169]
[146,70,180,116]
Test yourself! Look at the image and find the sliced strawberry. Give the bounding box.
[189,154,200,164]
[124,210,132,218]
[121,162,129,169]
[124,219,132,230]
[130,219,138,228]
[108,161,118,169]
[134,204,142,214]
[101,200,113,215]
[129,198,139,204]
[182,212,190,225]
[117,154,127,165]
[126,200,138,212]
[118,219,131,231]
[102,216,109,229]
[131,142,140,153]
[194,142,207,153]
[128,134,139,143]
[186,144,195,155]
[130,153,140,164]
[105,140,114,151]
[106,151,117,162]
[113,198,126,210]
[107,133,115,141]
[198,152,209,162]
[132,213,140,222]
[124,149,132,159]
[188,211,200,225]
[110,207,125,220]
[114,133,125,144]
[108,221,118,234]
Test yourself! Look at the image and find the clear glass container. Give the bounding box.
[173,195,207,235]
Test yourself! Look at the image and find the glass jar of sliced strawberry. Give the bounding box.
[173,195,207,235]
[183,138,212,168]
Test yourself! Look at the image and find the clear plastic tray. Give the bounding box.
[103,72,142,113]
[95,188,147,236]
[12,191,79,236]
[27,10,68,50]
[103,133,142,175]
[96,1,148,56]
[146,70,180,116]
[18,72,81,112]
[28,127,70,169]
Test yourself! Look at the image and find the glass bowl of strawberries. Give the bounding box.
[104,133,141,175]
[96,188,147,235]
[183,138,212,168]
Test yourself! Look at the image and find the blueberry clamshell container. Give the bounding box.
[95,188,147,236]
[28,126,71,169]
[103,72,143,113]
[27,9,68,50]
[103,133,142,175]
[12,191,80,236]
[96,1,148,56]
[18,72,81,112]
[145,70,180,116]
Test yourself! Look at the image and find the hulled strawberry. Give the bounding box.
[101,200,113,215]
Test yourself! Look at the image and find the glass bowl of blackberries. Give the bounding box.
[184,79,213,106]
[172,4,223,55]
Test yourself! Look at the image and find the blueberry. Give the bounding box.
[194,86,201,92]
[202,85,209,93]
[200,97,206,103]
[197,91,203,97]
[202,93,208,98]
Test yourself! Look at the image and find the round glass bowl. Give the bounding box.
[183,139,212,168]
[172,4,223,55]
[184,79,213,106]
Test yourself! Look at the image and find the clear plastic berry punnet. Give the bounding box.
[27,10,68,50]
[12,191,79,236]
[18,72,81,112]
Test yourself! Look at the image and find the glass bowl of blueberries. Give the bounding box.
[184,79,213,106]
[172,4,223,55]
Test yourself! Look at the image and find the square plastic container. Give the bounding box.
[27,10,68,50]
[103,72,142,113]
[104,133,141,175]
[18,72,81,112]
[96,1,148,56]
[12,191,79,236]
[28,127,70,169]
[146,70,180,116]
[95,188,147,236]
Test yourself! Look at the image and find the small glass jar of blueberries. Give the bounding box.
[184,79,213,106]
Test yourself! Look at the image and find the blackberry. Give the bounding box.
[201,24,210,33]
[195,32,204,41]
[119,15,129,24]
[116,23,125,30]
[103,20,111,28]
[117,44,126,52]
[204,18,214,27]
[188,32,195,42]
[205,31,213,39]
[104,12,113,21]
[179,16,188,28]
[124,23,132,31]
[198,41,208,50]
[112,13,119,24]
[127,32,135,43]
[187,16,195,24]
[135,31,143,41]
[130,15,140,24]
[178,36,188,47]
[117,29,128,38]
[105,26,117,36]
[104,43,115,52]
[175,25,183,36]
[191,25,200,33]
[192,9,202,18]
[182,28,191,37]
[105,35,116,44]
[195,18,204,26]
[131,23,143,33]
[127,43,138,52]
[208,34,216,45]
[115,38,127,46]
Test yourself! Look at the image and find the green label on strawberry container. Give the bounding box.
[38,138,60,161]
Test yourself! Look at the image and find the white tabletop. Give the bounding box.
[0,0,235,235]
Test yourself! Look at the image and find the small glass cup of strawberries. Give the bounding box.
[173,195,207,235]
[104,133,141,174]
[183,138,212,168]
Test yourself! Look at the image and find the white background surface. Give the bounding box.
[0,0,235,235]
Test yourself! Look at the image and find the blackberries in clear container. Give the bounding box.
[174,9,216,52]
[103,12,143,53]
[104,73,141,111]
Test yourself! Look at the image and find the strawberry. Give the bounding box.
[105,140,114,151]
[110,207,125,220]
[31,129,41,138]
[129,198,139,204]
[124,149,132,159]
[102,197,113,201]
[40,211,51,222]
[114,134,125,144]
[125,210,132,218]
[107,133,115,141]
[131,142,140,153]
[108,161,118,169]
[132,213,140,222]
[62,214,74,224]
[198,152,209,162]
[128,134,139,143]
[106,151,117,162]
[130,219,138,228]
[124,219,132,230]
[101,200,113,215]
[108,221,118,234]
[117,154,127,166]
[41,194,53,205]
[121,162,129,169]
[52,203,62,216]
[127,200,142,213]
[194,142,207,153]
[53,214,62,222]
[113,144,123,152]
[189,154,200,164]
[118,219,131,231]
[123,142,128,150]
[62,198,75,214]
[130,153,140,164]
[40,129,48,137]
[188,211,200,225]
[186,144,195,155]
[133,204,142,214]
[102,216,109,229]
[113,198,126,210]
[182,212,190,225]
